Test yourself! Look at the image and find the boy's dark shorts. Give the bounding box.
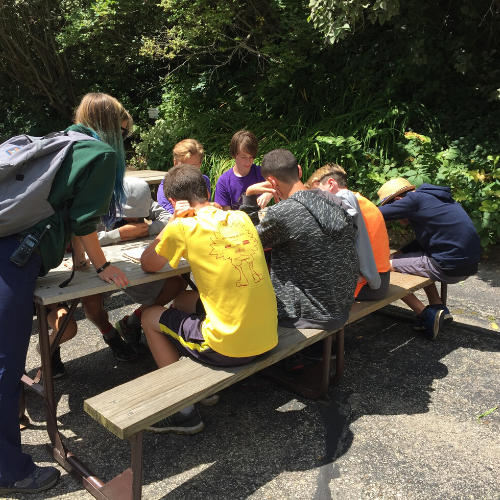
[158,299,255,367]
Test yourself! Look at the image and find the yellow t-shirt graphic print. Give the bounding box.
[156,206,278,358]
[209,220,263,288]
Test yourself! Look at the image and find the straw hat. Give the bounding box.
[377,178,416,206]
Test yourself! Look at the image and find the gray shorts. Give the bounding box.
[102,279,167,306]
[391,252,468,284]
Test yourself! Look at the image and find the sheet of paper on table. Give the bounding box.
[122,245,148,263]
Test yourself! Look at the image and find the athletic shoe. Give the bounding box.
[428,304,453,326]
[0,466,60,494]
[103,332,137,361]
[147,408,204,434]
[51,346,66,379]
[199,394,220,406]
[418,306,445,340]
[413,304,453,331]
[115,315,143,351]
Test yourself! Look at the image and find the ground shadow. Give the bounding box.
[18,306,500,500]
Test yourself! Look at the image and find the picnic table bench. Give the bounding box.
[82,271,437,500]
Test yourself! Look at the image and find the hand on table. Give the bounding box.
[98,265,130,288]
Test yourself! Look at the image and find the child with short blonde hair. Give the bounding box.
[157,139,211,213]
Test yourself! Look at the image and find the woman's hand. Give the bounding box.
[98,265,130,288]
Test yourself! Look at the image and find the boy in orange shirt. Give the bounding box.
[306,164,391,300]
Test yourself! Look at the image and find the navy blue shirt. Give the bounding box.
[379,184,481,269]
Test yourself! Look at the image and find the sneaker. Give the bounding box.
[428,304,453,326]
[103,332,137,362]
[0,465,60,494]
[418,306,445,340]
[52,346,66,379]
[146,408,204,434]
[115,316,143,351]
[199,394,219,406]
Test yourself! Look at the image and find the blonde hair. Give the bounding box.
[74,93,132,227]
[74,93,132,136]
[173,139,204,163]
[305,163,348,189]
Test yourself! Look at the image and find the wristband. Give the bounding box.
[95,261,111,274]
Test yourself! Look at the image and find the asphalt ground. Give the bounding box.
[7,261,500,500]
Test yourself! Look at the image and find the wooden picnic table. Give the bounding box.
[23,237,191,497]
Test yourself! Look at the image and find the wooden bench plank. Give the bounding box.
[348,273,432,324]
[84,271,432,439]
[84,326,330,439]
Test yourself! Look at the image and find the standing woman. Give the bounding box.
[0,93,131,494]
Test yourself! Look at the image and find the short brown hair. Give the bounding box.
[163,164,208,205]
[305,163,348,189]
[173,139,204,163]
[261,149,299,184]
[229,130,258,158]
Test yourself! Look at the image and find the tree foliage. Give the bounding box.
[0,0,75,117]
[1,0,499,247]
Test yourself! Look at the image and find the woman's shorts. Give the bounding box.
[391,252,468,285]
[158,303,255,367]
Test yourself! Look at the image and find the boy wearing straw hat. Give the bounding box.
[378,178,481,340]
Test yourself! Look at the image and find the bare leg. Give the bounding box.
[423,283,443,305]
[47,306,77,345]
[401,293,425,315]
[150,275,187,308]
[172,290,200,314]
[141,306,180,368]
[81,293,110,330]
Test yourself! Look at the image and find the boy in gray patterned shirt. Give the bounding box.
[240,148,358,331]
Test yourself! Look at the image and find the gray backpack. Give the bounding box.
[0,130,98,237]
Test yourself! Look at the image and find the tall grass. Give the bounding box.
[134,94,436,199]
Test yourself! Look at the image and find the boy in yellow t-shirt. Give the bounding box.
[140,164,277,434]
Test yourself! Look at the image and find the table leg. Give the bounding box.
[330,327,345,386]
[441,282,448,306]
[262,334,334,399]
[36,303,66,455]
[30,302,143,500]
